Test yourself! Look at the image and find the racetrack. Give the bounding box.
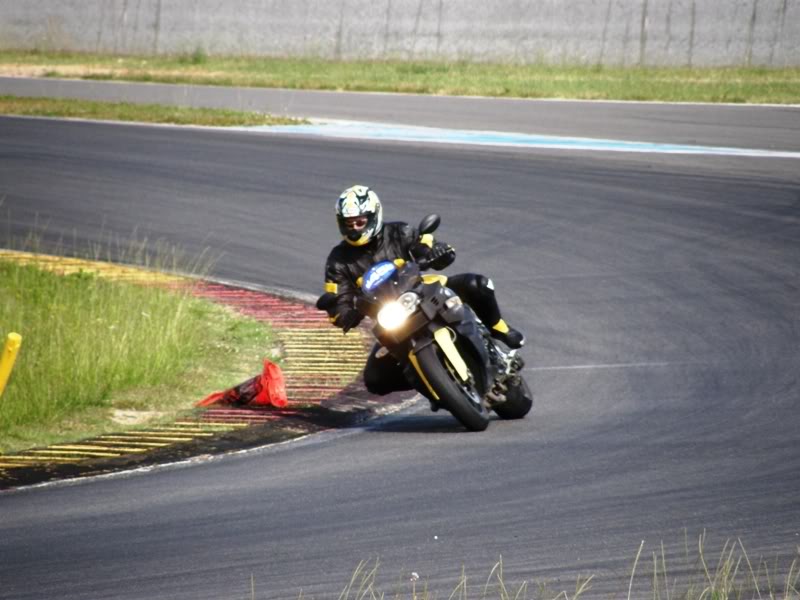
[1,105,799,598]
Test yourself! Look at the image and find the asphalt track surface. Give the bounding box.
[3,76,800,151]
[1,93,799,599]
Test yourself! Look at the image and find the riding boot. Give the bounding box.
[490,318,526,349]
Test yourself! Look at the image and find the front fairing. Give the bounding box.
[360,262,422,309]
[360,260,502,394]
[359,262,426,346]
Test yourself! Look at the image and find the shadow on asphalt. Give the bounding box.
[366,412,492,434]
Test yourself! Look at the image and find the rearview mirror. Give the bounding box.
[418,214,441,235]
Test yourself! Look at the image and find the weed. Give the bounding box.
[306,538,800,600]
[179,46,209,65]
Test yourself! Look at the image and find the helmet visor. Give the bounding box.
[344,216,369,231]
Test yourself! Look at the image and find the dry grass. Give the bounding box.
[282,537,800,600]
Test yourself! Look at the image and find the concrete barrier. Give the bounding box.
[0,0,797,67]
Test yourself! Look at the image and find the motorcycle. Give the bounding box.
[316,214,533,431]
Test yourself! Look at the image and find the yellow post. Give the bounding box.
[0,332,22,399]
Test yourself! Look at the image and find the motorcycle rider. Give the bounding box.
[322,184,525,396]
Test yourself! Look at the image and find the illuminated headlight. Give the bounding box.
[377,292,420,330]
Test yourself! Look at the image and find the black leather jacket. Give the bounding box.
[324,222,437,327]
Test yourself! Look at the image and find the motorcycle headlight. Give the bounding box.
[377,292,420,331]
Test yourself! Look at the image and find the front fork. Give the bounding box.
[389,322,522,408]
[405,326,470,402]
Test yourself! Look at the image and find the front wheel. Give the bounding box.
[415,344,490,432]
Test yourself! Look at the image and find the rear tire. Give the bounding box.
[493,376,533,420]
[415,344,490,432]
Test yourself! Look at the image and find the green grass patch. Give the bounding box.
[1,50,799,104]
[0,95,305,126]
[0,258,278,453]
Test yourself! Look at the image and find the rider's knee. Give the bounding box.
[464,273,495,296]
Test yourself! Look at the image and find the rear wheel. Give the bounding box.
[415,343,490,432]
[493,376,533,420]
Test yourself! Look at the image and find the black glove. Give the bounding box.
[409,242,431,262]
[427,242,456,270]
[316,292,338,313]
[337,309,364,333]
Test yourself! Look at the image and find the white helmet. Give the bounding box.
[336,185,383,246]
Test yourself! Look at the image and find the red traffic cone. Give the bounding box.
[196,359,288,408]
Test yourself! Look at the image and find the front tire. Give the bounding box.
[415,343,490,432]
